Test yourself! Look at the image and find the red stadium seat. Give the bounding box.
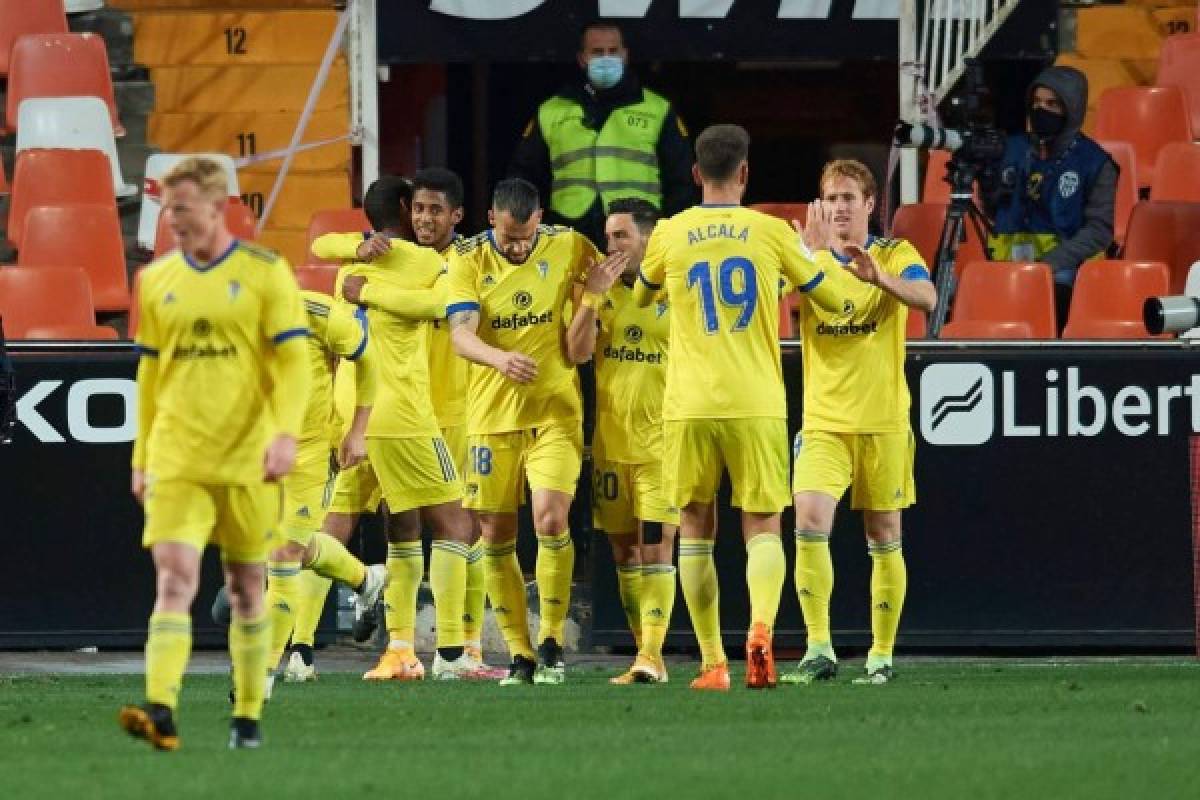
[1149,142,1200,202]
[940,319,1034,339]
[305,208,371,266]
[153,197,257,258]
[4,33,123,136]
[1155,32,1200,136]
[23,323,119,340]
[906,309,927,339]
[923,151,952,203]
[942,260,1056,339]
[891,202,986,279]
[749,203,808,228]
[18,204,130,312]
[6,149,116,249]
[1095,87,1192,189]
[778,292,796,338]
[1096,140,1138,247]
[294,264,338,296]
[1062,260,1170,339]
[0,0,68,78]
[1121,200,1200,294]
[0,267,98,338]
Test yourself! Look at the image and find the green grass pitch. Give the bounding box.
[2,661,1199,799]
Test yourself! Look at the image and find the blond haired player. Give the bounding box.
[632,125,849,691]
[120,157,309,750]
[565,197,677,684]
[785,159,936,686]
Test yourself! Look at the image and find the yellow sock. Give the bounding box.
[795,530,835,651]
[385,541,423,646]
[265,560,301,669]
[535,530,574,645]
[745,533,785,630]
[678,538,726,668]
[463,538,486,646]
[430,540,468,649]
[615,563,643,649]
[290,571,331,648]
[483,540,534,660]
[229,613,270,720]
[639,565,675,660]
[145,611,191,710]
[307,532,367,589]
[868,540,907,661]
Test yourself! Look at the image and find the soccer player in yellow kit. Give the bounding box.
[565,198,677,685]
[785,159,936,686]
[632,125,849,690]
[119,157,309,750]
[446,178,620,685]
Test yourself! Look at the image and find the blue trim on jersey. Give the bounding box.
[183,239,240,272]
[831,235,877,265]
[637,268,662,291]
[135,344,159,357]
[797,271,825,293]
[272,327,309,345]
[446,301,480,316]
[900,264,931,282]
[347,306,369,361]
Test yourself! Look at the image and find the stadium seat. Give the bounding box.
[0,159,7,195]
[0,0,68,78]
[15,97,137,197]
[923,151,951,203]
[294,264,338,296]
[890,202,986,279]
[1183,261,1200,339]
[127,267,144,339]
[0,267,98,339]
[1155,32,1200,135]
[1149,142,1200,202]
[778,293,796,339]
[939,318,1035,339]
[18,204,130,312]
[1096,140,1138,246]
[907,309,927,339]
[138,153,242,251]
[23,323,119,340]
[6,148,116,249]
[749,203,808,228]
[1121,200,1200,294]
[941,260,1056,339]
[1062,260,1170,339]
[4,33,123,136]
[1094,87,1192,189]
[153,197,257,257]
[305,208,371,266]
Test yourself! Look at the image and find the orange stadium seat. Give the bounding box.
[0,0,68,78]
[4,33,123,136]
[153,198,257,257]
[305,208,371,266]
[18,204,130,312]
[6,149,115,249]
[1063,259,1170,339]
[890,202,987,279]
[778,293,796,339]
[294,264,338,296]
[1095,87,1192,189]
[1096,140,1138,246]
[1155,32,1200,135]
[907,309,928,339]
[939,318,1035,339]
[127,267,144,339]
[0,267,99,338]
[923,151,952,203]
[749,203,808,227]
[1121,200,1200,294]
[23,323,119,340]
[1149,142,1200,202]
[941,261,1056,339]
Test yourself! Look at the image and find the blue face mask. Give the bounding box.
[587,56,624,90]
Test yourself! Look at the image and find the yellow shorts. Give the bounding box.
[142,479,283,564]
[327,459,382,515]
[440,423,467,475]
[282,445,335,546]
[464,421,583,513]
[662,417,790,513]
[792,430,916,511]
[592,457,679,534]
[329,436,462,514]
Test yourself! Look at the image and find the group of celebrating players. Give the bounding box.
[118,121,937,750]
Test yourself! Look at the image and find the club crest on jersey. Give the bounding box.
[482,274,496,287]
[842,299,856,317]
[655,302,668,319]
[537,260,549,280]
[164,292,176,305]
[513,290,534,310]
[624,325,643,345]
[192,318,213,337]
[228,280,241,301]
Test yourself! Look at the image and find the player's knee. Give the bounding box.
[533,507,568,536]
[225,577,264,618]
[386,510,421,542]
[155,567,198,607]
[864,516,902,544]
[271,540,306,563]
[322,513,355,543]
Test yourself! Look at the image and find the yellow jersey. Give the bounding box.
[428,238,468,428]
[798,236,928,433]
[132,240,309,484]
[594,281,669,464]
[299,290,374,447]
[636,204,842,421]
[445,225,597,434]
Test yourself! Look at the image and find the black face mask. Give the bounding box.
[1029,107,1066,141]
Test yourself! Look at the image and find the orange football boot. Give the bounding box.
[745,622,777,689]
[689,662,731,691]
[362,649,425,681]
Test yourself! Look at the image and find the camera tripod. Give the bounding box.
[927,158,993,338]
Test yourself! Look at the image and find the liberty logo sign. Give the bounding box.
[920,364,994,445]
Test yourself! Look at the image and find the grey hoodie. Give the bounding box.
[1027,65,1118,278]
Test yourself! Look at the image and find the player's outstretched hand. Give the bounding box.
[342,275,367,304]
[795,199,832,253]
[263,434,298,481]
[338,429,368,469]
[356,233,391,261]
[131,469,146,505]
[496,351,538,384]
[584,252,629,295]
[842,244,882,285]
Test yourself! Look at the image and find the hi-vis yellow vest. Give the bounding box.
[538,89,669,219]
